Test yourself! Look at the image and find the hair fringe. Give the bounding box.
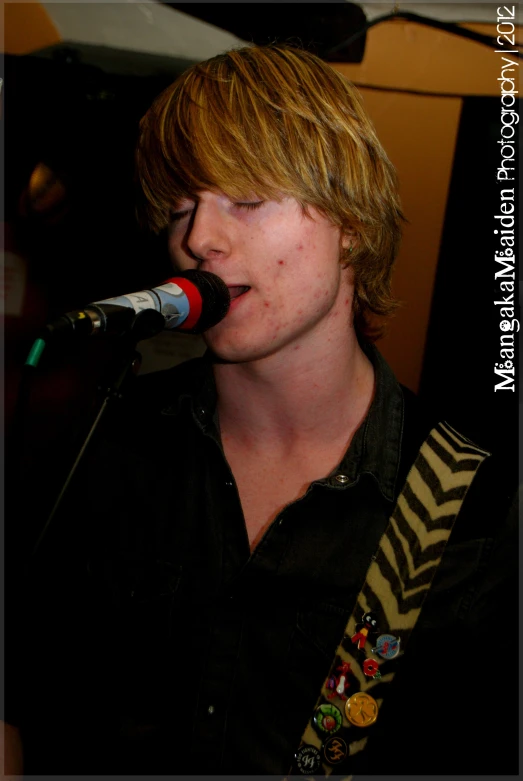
[135,44,405,339]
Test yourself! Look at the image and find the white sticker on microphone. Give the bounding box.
[155,282,184,297]
[92,282,190,328]
[123,291,157,312]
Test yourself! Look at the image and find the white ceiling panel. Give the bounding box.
[40,2,247,60]
[358,3,516,24]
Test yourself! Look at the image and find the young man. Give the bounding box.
[8,44,517,776]
[136,42,401,553]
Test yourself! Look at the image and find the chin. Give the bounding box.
[203,332,282,365]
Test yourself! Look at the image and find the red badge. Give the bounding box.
[363,658,379,677]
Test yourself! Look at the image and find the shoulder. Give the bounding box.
[397,383,515,544]
[375,388,518,772]
[101,356,211,435]
[396,383,517,632]
[79,356,213,481]
[127,356,211,414]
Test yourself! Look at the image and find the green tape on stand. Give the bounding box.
[25,338,46,368]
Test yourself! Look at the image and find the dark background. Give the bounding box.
[419,96,520,471]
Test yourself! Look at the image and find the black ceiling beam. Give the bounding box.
[163,3,367,63]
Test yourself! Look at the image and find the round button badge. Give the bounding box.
[373,633,400,659]
[363,658,379,677]
[323,735,348,765]
[345,692,379,727]
[295,744,322,775]
[313,703,343,734]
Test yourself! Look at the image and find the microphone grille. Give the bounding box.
[176,270,230,334]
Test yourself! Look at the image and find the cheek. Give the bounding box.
[168,240,196,272]
[167,233,181,265]
[172,257,195,273]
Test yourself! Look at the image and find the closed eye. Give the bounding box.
[235,201,265,211]
[170,209,192,222]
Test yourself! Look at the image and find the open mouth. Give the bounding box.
[228,285,250,301]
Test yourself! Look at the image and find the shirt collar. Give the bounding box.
[334,342,404,502]
[171,343,404,503]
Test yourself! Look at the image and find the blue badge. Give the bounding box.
[373,633,400,659]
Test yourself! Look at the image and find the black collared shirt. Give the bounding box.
[14,345,518,776]
[174,345,403,774]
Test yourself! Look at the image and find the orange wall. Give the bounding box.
[333,20,522,391]
[2,1,60,54]
[336,19,522,96]
[358,89,461,393]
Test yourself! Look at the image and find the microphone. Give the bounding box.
[43,270,231,340]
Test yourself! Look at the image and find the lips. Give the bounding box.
[227,285,250,300]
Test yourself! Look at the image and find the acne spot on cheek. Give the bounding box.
[297,310,303,315]
[294,345,300,351]
[264,301,270,308]
[277,260,285,266]
[295,244,303,251]
[345,299,349,305]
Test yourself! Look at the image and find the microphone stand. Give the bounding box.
[30,309,166,561]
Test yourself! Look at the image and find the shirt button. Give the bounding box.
[207,705,215,715]
[335,474,349,484]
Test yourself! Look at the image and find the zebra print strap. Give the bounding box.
[291,421,490,777]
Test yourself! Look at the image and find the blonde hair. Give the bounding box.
[136,44,403,338]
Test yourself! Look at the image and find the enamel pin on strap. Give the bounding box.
[290,421,490,777]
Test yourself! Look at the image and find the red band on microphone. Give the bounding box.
[169,276,202,330]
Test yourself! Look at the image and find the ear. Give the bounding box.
[341,229,358,252]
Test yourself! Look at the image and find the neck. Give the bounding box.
[213,327,375,449]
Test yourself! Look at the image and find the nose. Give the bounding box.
[186,198,232,264]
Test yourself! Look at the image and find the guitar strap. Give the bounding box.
[290,421,490,778]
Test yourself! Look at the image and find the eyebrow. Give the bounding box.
[169,196,197,215]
